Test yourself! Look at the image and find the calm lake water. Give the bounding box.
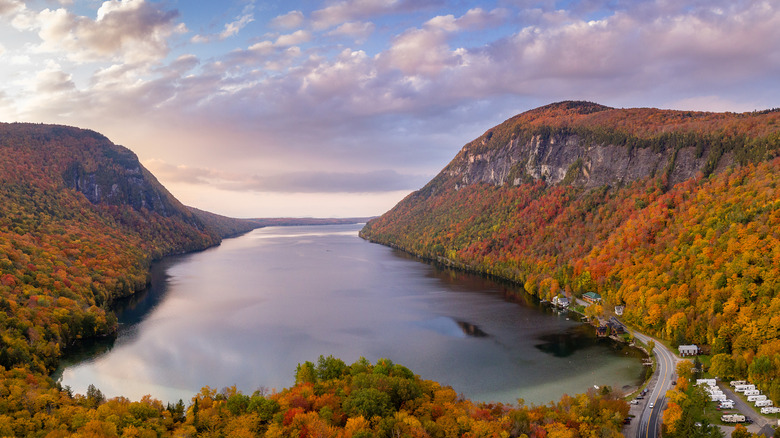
[58,224,644,405]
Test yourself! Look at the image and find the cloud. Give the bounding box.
[34,63,76,94]
[380,26,457,76]
[270,10,304,29]
[0,0,23,16]
[229,170,428,193]
[191,4,254,43]
[376,8,508,77]
[32,0,184,64]
[9,54,30,65]
[327,21,376,41]
[145,159,427,193]
[424,7,508,32]
[665,95,763,113]
[144,159,216,185]
[225,29,310,67]
[274,29,311,47]
[311,0,440,30]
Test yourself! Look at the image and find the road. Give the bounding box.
[716,383,770,430]
[632,332,679,438]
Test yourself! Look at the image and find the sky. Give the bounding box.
[0,0,778,218]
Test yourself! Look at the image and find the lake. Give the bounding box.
[57,224,644,405]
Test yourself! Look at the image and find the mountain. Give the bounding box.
[361,101,780,397]
[188,208,376,238]
[0,122,257,373]
[188,207,264,238]
[410,101,778,197]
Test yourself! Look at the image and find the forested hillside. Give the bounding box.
[361,102,780,398]
[0,356,628,437]
[0,123,234,374]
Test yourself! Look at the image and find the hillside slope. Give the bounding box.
[0,122,237,373]
[362,101,780,397]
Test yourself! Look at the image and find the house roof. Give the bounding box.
[583,292,601,299]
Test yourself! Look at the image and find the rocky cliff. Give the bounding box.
[430,101,773,195]
[446,130,734,190]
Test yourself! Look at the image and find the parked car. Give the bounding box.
[649,403,654,409]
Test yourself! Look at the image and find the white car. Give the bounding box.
[649,402,654,409]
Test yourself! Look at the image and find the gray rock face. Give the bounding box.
[444,133,732,189]
[63,145,177,218]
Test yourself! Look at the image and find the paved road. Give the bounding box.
[717,383,770,429]
[632,332,678,438]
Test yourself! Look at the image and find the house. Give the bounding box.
[679,344,699,356]
[607,320,625,334]
[614,305,624,316]
[583,292,602,304]
[552,295,570,308]
[597,326,608,337]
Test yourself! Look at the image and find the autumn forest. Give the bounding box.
[2,100,780,436]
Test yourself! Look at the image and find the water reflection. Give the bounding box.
[456,321,488,337]
[58,224,645,405]
[535,326,600,358]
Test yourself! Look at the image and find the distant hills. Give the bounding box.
[362,101,780,397]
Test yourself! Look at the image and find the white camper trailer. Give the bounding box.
[721,414,746,423]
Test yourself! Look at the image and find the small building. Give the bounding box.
[614,305,624,316]
[679,344,699,356]
[607,321,625,334]
[583,292,602,304]
[607,317,626,334]
[596,326,608,337]
[552,295,570,308]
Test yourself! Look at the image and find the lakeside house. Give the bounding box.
[679,344,699,356]
[583,292,601,304]
[607,317,625,334]
[552,295,570,308]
